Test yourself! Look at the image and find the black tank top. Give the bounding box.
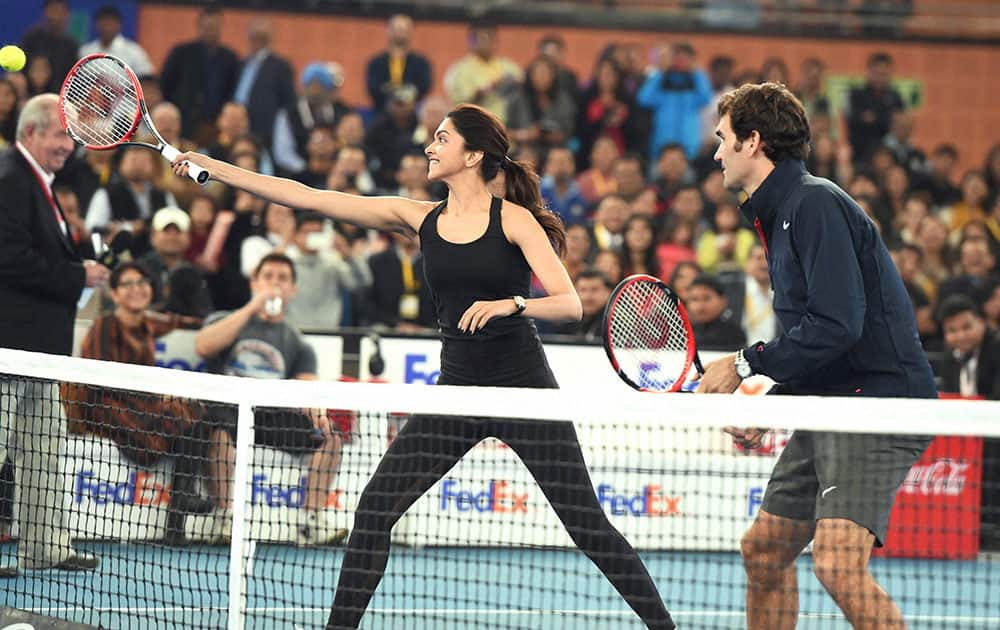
[419,196,533,340]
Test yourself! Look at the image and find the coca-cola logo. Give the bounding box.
[899,459,970,496]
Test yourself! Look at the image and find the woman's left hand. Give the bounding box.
[458,299,519,333]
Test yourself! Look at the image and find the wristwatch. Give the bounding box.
[512,295,527,315]
[734,349,753,380]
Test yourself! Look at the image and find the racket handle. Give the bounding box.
[161,144,210,185]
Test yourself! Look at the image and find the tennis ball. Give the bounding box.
[0,45,26,72]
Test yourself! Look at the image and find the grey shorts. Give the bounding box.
[760,430,931,546]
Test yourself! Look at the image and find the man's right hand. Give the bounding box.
[83,260,110,287]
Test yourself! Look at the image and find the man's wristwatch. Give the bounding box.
[512,295,527,315]
[734,349,753,380]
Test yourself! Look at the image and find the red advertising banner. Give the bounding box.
[876,431,983,559]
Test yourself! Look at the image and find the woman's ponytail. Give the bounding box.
[502,157,566,258]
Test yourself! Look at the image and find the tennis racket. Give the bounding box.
[58,53,209,184]
[602,274,704,392]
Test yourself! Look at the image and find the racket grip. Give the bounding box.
[161,144,210,185]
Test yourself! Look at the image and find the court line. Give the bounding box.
[27,607,1000,624]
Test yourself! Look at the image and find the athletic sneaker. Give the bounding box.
[295,511,347,546]
[188,508,231,545]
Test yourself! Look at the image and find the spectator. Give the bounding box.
[327,145,376,195]
[936,294,1000,551]
[85,146,177,257]
[196,253,347,546]
[0,94,109,577]
[286,212,371,330]
[137,206,214,318]
[563,223,593,282]
[363,232,436,331]
[538,34,580,102]
[611,153,653,206]
[670,184,711,235]
[65,262,232,544]
[942,170,990,233]
[593,248,626,286]
[891,243,936,342]
[700,55,736,151]
[981,278,1000,331]
[937,237,998,307]
[507,56,577,152]
[795,57,831,132]
[696,199,755,274]
[241,202,296,278]
[656,216,698,284]
[297,125,338,189]
[410,96,450,149]
[366,14,432,113]
[394,152,434,201]
[555,268,612,341]
[759,57,790,86]
[0,78,18,149]
[686,273,746,351]
[984,143,1000,203]
[653,143,694,211]
[335,111,366,149]
[845,52,905,164]
[668,260,702,304]
[590,193,629,251]
[739,243,780,344]
[79,4,154,77]
[161,7,240,145]
[25,55,53,98]
[699,169,728,218]
[897,191,931,244]
[288,62,354,160]
[621,214,660,278]
[576,57,642,168]
[184,193,224,272]
[364,86,420,190]
[233,18,296,159]
[637,42,713,161]
[19,0,77,93]
[883,110,926,176]
[807,134,852,185]
[541,146,588,226]
[914,213,953,301]
[576,136,620,206]
[56,146,114,212]
[444,22,522,123]
[921,143,962,207]
[52,185,93,258]
[150,102,202,210]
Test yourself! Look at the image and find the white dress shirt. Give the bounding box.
[79,35,154,77]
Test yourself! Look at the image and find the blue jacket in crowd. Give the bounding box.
[637,68,713,161]
[741,160,936,398]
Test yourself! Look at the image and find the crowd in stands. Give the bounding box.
[2,2,999,398]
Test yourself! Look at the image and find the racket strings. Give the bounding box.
[609,282,693,390]
[61,58,139,147]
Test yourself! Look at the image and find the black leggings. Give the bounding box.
[327,414,674,629]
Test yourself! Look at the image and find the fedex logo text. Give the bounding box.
[639,363,696,392]
[440,479,528,513]
[74,471,169,506]
[597,483,681,516]
[747,486,764,518]
[251,474,344,508]
[404,354,439,384]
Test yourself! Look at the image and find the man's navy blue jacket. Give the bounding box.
[740,159,936,398]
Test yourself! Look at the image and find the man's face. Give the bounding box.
[471,27,496,58]
[714,114,753,191]
[868,60,892,90]
[119,148,154,183]
[576,277,611,318]
[96,15,120,42]
[152,225,190,258]
[198,12,223,46]
[685,284,727,325]
[306,128,337,160]
[22,108,75,173]
[217,103,249,138]
[545,149,575,182]
[671,189,703,223]
[45,1,70,31]
[943,311,986,356]
[612,159,645,196]
[597,197,629,234]
[657,148,688,182]
[251,261,297,301]
[295,221,324,254]
[387,15,413,48]
[397,154,428,189]
[151,107,181,145]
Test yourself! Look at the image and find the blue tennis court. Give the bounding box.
[4,541,998,629]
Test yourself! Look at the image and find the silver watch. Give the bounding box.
[512,295,527,315]
[734,349,753,380]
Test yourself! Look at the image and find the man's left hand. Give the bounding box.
[694,352,743,394]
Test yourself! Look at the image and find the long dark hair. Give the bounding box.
[446,104,566,256]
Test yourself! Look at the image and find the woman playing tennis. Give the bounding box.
[172,104,674,630]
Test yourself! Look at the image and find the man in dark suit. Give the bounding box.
[160,7,240,145]
[0,94,109,577]
[363,233,435,330]
[365,14,432,113]
[19,0,79,94]
[233,17,296,156]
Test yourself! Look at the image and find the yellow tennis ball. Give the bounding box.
[0,45,26,72]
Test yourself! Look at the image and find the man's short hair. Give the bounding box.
[657,143,687,162]
[576,267,614,291]
[937,294,981,324]
[95,4,122,21]
[933,143,959,160]
[688,273,727,297]
[16,94,58,142]
[295,211,326,230]
[868,51,893,67]
[717,83,811,163]
[253,252,297,282]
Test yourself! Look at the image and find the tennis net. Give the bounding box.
[0,347,997,629]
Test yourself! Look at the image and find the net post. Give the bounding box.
[227,401,254,630]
